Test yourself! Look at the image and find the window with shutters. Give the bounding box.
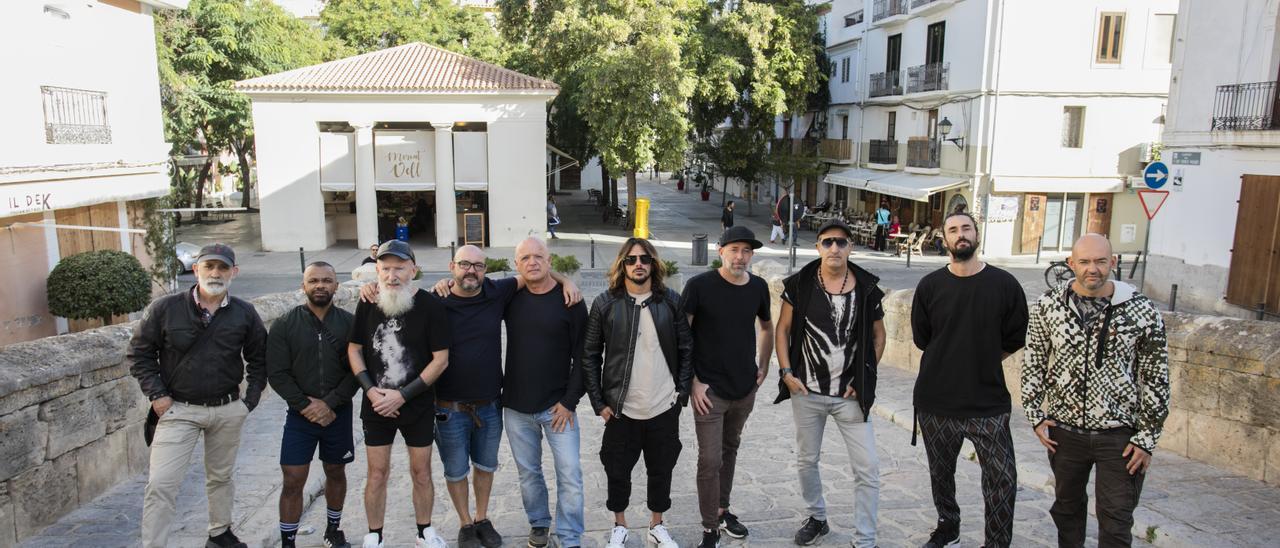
[842,58,851,83]
[1062,106,1085,148]
[1096,12,1125,64]
[1226,175,1280,315]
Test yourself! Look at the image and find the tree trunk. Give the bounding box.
[234,140,253,209]
[746,180,753,216]
[193,159,213,221]
[626,170,638,230]
[721,174,728,207]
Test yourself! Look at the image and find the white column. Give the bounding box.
[43,210,67,334]
[353,122,378,248]
[434,122,457,247]
[117,200,132,253]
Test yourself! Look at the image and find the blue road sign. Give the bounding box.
[1144,161,1169,189]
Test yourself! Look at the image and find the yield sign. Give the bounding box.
[1137,189,1169,220]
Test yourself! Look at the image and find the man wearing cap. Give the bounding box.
[774,220,885,548]
[680,226,774,548]
[348,239,452,548]
[129,243,268,548]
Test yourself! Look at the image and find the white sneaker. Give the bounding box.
[647,523,679,548]
[606,525,629,548]
[362,532,384,548]
[416,525,449,548]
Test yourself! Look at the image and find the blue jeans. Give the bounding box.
[504,407,584,547]
[434,400,503,482]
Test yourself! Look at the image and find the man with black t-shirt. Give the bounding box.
[681,226,773,548]
[504,237,589,548]
[774,220,885,548]
[911,212,1029,548]
[347,240,451,548]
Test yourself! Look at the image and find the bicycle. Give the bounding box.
[1043,252,1144,288]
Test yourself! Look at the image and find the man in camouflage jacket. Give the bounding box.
[1022,234,1170,548]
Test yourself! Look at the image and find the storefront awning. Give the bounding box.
[826,168,968,202]
[322,182,486,192]
[993,176,1125,194]
[1,170,169,218]
[374,182,437,191]
[321,182,354,192]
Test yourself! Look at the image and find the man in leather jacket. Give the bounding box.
[583,238,693,548]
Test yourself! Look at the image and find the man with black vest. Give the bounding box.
[774,220,885,548]
[129,243,267,548]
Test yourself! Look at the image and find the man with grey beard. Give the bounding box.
[348,240,452,548]
[129,243,267,548]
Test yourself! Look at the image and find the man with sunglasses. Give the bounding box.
[911,212,1028,548]
[584,238,693,548]
[774,221,885,548]
[680,226,773,548]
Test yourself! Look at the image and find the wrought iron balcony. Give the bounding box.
[906,139,939,169]
[869,70,903,98]
[1212,81,1280,130]
[907,62,949,94]
[819,139,854,162]
[869,139,898,165]
[872,0,908,23]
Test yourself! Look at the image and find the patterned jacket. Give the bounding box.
[1021,280,1170,453]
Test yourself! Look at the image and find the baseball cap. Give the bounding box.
[195,243,236,266]
[376,240,415,262]
[718,226,763,249]
[816,219,855,240]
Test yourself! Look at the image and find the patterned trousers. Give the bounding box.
[917,411,1017,548]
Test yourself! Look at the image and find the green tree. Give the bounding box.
[321,0,505,63]
[46,251,152,326]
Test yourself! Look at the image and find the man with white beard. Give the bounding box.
[348,240,452,548]
[129,243,268,548]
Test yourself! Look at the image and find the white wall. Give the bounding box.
[989,95,1163,178]
[862,0,990,93]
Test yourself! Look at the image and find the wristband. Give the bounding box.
[356,371,376,392]
[399,377,430,401]
[779,368,793,378]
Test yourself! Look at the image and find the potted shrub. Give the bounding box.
[696,172,711,201]
[47,250,151,326]
[550,253,582,275]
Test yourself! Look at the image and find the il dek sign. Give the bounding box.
[4,192,54,215]
[0,170,169,218]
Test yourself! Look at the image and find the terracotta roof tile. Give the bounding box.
[235,42,558,94]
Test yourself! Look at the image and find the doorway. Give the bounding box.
[375,191,437,247]
[1040,193,1085,251]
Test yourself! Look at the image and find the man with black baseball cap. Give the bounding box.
[129,243,268,548]
[774,219,885,547]
[680,226,774,548]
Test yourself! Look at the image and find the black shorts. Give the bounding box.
[280,405,355,466]
[362,414,435,447]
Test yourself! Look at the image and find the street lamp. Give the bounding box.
[938,117,965,151]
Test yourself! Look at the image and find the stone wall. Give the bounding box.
[0,284,360,544]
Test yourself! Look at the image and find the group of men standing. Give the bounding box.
[127,207,1169,548]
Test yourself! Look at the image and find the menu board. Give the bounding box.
[463,212,486,246]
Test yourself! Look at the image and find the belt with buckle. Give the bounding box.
[436,399,493,428]
[173,392,240,407]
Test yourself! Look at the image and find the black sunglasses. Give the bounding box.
[623,254,654,265]
[820,237,850,249]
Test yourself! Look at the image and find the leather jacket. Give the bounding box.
[582,287,694,415]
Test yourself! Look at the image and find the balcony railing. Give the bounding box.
[872,0,908,22]
[819,139,854,161]
[41,86,111,144]
[906,139,939,169]
[869,139,898,165]
[869,70,903,97]
[907,62,949,93]
[1212,81,1280,130]
[911,0,941,8]
[771,138,818,155]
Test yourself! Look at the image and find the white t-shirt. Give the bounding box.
[621,291,677,419]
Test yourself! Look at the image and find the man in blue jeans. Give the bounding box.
[503,237,588,548]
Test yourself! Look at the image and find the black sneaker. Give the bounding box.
[922,519,960,548]
[793,517,829,546]
[207,530,248,548]
[459,523,481,548]
[719,511,748,539]
[698,529,720,548]
[474,519,503,548]
[324,528,351,548]
[527,526,550,548]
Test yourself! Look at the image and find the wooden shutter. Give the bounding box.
[1226,175,1280,314]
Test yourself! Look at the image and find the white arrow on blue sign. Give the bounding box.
[1143,161,1169,189]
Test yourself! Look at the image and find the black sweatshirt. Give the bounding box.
[503,284,589,414]
[911,264,1028,418]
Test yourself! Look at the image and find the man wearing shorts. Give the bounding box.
[267,262,357,548]
[348,240,451,548]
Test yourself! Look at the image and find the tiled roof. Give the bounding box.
[235,42,558,94]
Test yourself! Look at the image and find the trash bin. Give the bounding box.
[692,233,708,266]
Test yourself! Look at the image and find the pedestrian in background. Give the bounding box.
[721,200,735,232]
[873,201,890,251]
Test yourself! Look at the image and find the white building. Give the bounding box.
[1147,0,1280,319]
[237,42,559,251]
[775,0,1175,257]
[0,0,185,345]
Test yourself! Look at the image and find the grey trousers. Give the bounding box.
[791,392,880,548]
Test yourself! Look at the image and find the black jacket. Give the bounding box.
[128,287,268,409]
[775,260,885,421]
[582,286,694,415]
[266,305,358,412]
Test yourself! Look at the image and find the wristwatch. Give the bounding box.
[779,368,793,378]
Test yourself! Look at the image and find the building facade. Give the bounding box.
[1147,0,1280,319]
[772,0,1175,257]
[238,42,558,251]
[0,0,184,345]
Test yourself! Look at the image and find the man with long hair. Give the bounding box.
[583,238,694,548]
